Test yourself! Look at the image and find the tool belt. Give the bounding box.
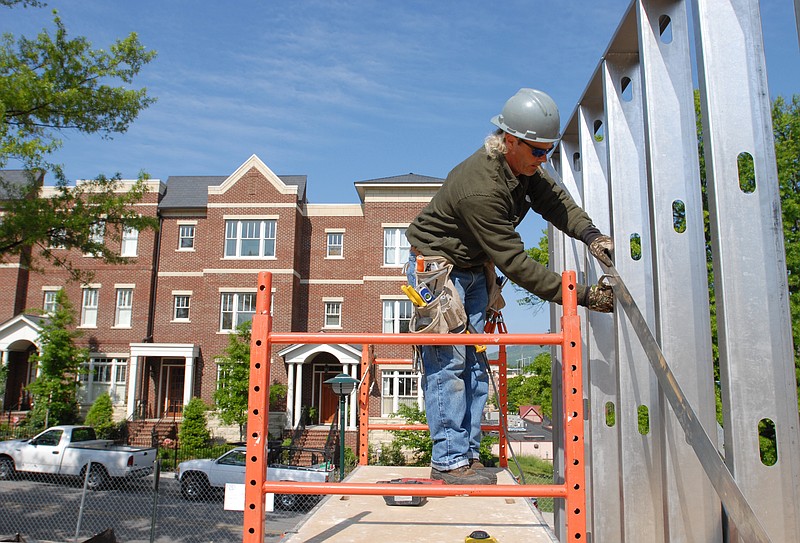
[406,255,468,335]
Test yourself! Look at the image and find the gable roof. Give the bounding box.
[159,173,307,210]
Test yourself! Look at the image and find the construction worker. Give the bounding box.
[405,88,614,485]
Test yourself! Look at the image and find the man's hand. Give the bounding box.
[587,283,614,313]
[589,235,614,267]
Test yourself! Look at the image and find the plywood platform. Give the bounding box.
[279,465,558,543]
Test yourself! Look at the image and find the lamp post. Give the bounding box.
[324,373,359,481]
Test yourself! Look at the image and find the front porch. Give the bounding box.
[126,342,200,420]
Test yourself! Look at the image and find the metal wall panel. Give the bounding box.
[636,1,721,541]
[692,0,800,541]
[602,44,667,540]
[551,0,800,541]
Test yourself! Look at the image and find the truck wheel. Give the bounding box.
[275,493,298,510]
[82,464,109,491]
[181,473,210,501]
[0,457,16,480]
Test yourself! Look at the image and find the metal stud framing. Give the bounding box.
[551,0,800,541]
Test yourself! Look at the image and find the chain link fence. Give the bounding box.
[0,431,331,543]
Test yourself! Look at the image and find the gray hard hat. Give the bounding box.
[490,88,561,143]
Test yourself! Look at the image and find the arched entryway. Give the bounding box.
[0,314,45,414]
[278,343,361,429]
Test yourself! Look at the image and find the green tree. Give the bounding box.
[84,392,114,438]
[27,289,86,429]
[389,404,432,466]
[179,397,211,450]
[771,96,800,407]
[515,229,549,314]
[505,352,552,418]
[214,322,251,442]
[0,3,159,280]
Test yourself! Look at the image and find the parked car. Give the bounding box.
[175,447,333,510]
[0,425,156,490]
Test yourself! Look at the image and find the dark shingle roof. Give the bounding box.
[159,175,307,210]
[0,169,44,199]
[159,176,227,210]
[354,173,444,185]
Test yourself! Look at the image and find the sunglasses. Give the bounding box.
[518,139,554,158]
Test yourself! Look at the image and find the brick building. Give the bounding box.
[0,155,442,434]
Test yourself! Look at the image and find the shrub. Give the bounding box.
[179,397,211,450]
[84,393,115,438]
[377,441,406,466]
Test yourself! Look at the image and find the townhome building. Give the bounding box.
[0,156,442,437]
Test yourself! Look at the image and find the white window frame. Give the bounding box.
[323,300,342,329]
[120,226,139,257]
[224,218,277,258]
[173,293,191,322]
[383,225,410,266]
[381,369,423,416]
[84,221,106,257]
[43,289,60,314]
[114,288,133,328]
[178,224,195,250]
[80,287,99,327]
[79,357,128,405]
[220,292,256,332]
[326,230,344,258]
[382,299,413,333]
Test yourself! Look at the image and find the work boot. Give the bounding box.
[469,459,498,484]
[430,465,491,485]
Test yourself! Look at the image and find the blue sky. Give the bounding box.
[4,1,799,333]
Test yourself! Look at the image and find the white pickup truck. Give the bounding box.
[176,447,333,510]
[0,425,156,490]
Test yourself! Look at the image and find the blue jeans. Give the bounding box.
[407,255,489,471]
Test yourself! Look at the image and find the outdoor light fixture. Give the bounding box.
[324,373,359,481]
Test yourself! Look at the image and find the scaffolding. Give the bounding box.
[240,1,800,541]
[243,271,586,542]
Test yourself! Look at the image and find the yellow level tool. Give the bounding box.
[401,284,426,307]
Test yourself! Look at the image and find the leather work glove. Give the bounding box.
[589,235,614,267]
[587,283,614,313]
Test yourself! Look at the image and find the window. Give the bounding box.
[326,232,343,258]
[78,357,128,405]
[43,290,59,314]
[174,295,190,321]
[324,301,342,328]
[84,221,105,256]
[120,226,138,257]
[220,292,256,331]
[81,288,99,327]
[383,300,413,333]
[381,370,421,415]
[178,224,195,250]
[383,227,410,266]
[115,288,133,327]
[224,219,276,258]
[114,364,127,384]
[49,229,66,249]
[93,360,113,383]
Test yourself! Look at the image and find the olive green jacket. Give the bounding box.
[406,146,597,305]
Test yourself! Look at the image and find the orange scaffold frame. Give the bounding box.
[243,271,587,542]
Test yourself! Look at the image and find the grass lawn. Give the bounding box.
[505,455,556,513]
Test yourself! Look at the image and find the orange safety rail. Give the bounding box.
[243,271,586,543]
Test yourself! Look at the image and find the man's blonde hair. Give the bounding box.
[484,129,507,158]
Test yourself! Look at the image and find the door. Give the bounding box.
[320,385,338,424]
[23,428,64,473]
[161,364,185,417]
